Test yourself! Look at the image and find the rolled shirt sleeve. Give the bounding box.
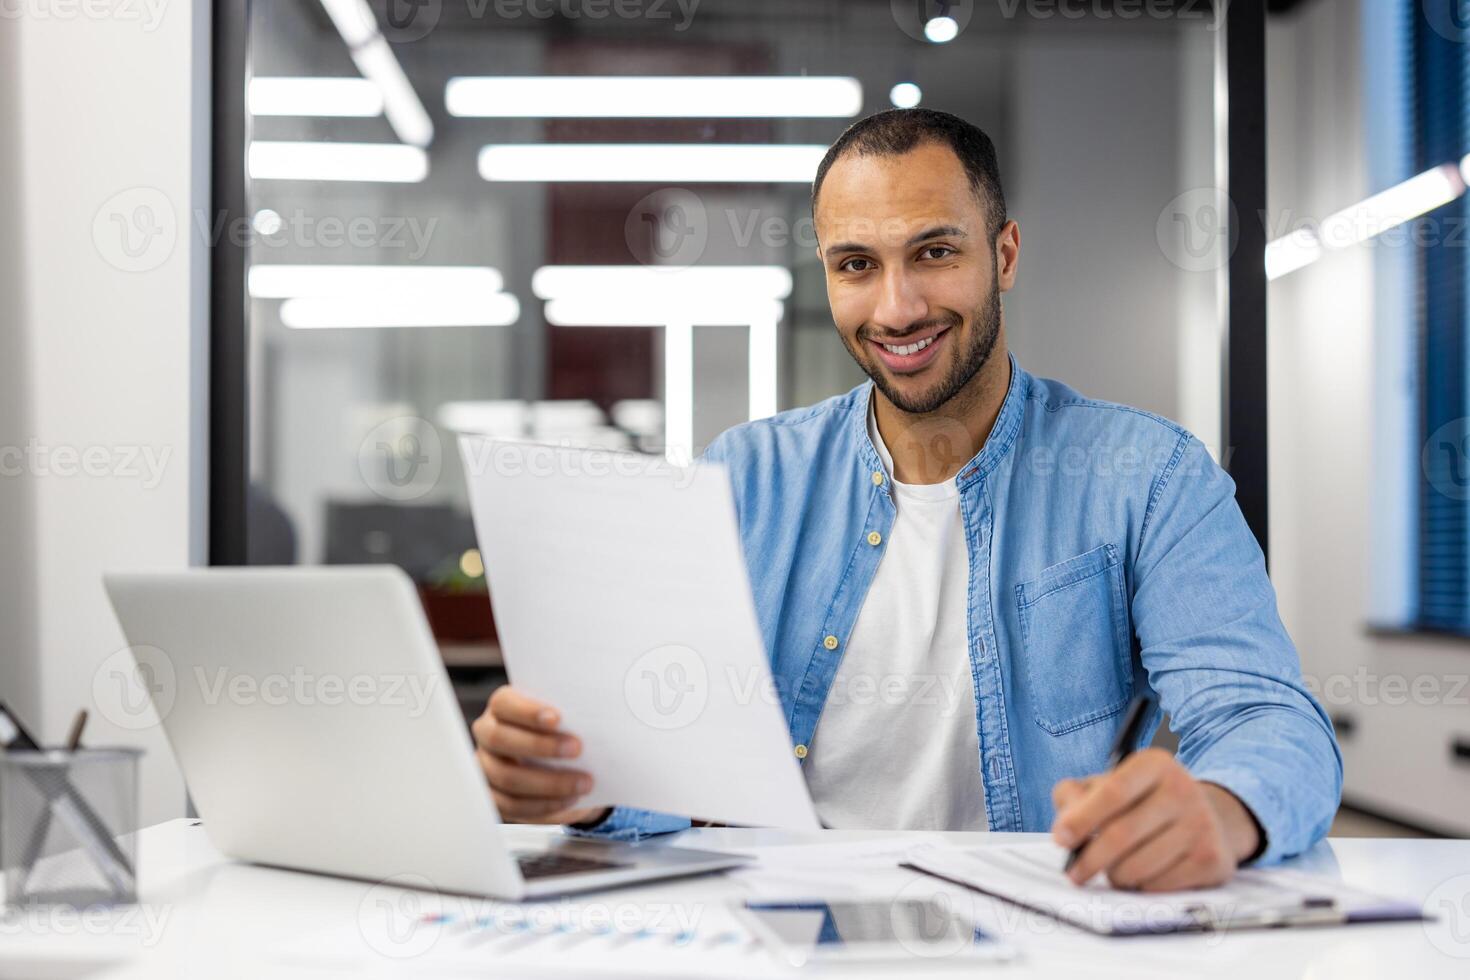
[562,806,691,842]
[1130,434,1343,865]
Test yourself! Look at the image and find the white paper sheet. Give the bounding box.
[905,842,1422,935]
[460,437,820,830]
[724,838,928,898]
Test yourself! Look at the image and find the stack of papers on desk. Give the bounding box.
[724,837,933,897]
[904,842,1425,936]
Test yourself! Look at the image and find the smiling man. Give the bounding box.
[473,108,1342,891]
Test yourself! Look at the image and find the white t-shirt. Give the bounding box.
[802,399,987,831]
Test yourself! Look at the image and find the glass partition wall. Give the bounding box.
[236,0,1229,710]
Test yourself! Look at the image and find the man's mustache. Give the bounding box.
[859,311,963,344]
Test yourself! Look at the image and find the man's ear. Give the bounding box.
[995,220,1021,293]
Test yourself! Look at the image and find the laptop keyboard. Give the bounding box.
[514,851,630,880]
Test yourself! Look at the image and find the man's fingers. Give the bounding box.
[491,788,584,821]
[1136,828,1234,892]
[1065,787,1178,885]
[484,721,581,762]
[480,750,591,800]
[1051,777,1094,810]
[1097,814,1195,889]
[488,686,564,733]
[1051,749,1171,850]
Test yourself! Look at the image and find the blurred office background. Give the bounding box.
[238,0,1222,725]
[1,0,1466,840]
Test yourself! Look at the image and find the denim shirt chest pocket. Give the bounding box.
[1015,543,1134,735]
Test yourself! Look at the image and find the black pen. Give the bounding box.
[1063,692,1155,873]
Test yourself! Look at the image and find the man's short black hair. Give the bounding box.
[811,108,1008,240]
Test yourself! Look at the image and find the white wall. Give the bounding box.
[0,0,210,826]
[0,6,41,726]
[1267,0,1470,834]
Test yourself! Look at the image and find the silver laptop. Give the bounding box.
[103,566,749,899]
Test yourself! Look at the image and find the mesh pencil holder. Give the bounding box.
[0,747,141,908]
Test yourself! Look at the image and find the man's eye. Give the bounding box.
[922,246,955,260]
[840,257,873,273]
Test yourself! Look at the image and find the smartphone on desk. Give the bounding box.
[735,898,1016,967]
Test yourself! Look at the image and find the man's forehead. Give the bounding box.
[814,146,980,243]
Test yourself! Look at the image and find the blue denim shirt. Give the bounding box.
[571,353,1341,864]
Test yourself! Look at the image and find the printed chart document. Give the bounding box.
[904,842,1425,936]
[460,437,820,830]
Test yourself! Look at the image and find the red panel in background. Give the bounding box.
[543,41,775,409]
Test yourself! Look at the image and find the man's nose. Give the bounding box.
[871,268,928,334]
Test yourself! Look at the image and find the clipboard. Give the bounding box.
[902,843,1427,936]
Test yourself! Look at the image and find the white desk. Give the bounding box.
[2,819,1467,979]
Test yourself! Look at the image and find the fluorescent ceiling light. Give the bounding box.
[479,144,826,184]
[748,317,778,422]
[248,77,383,116]
[544,298,785,327]
[316,0,433,146]
[1318,163,1463,249]
[446,76,863,118]
[1264,227,1323,281]
[316,0,376,46]
[249,265,504,299]
[351,36,434,147]
[437,400,529,436]
[280,294,520,328]
[532,265,792,301]
[248,141,428,182]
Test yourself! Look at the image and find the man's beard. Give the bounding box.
[845,278,1002,416]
